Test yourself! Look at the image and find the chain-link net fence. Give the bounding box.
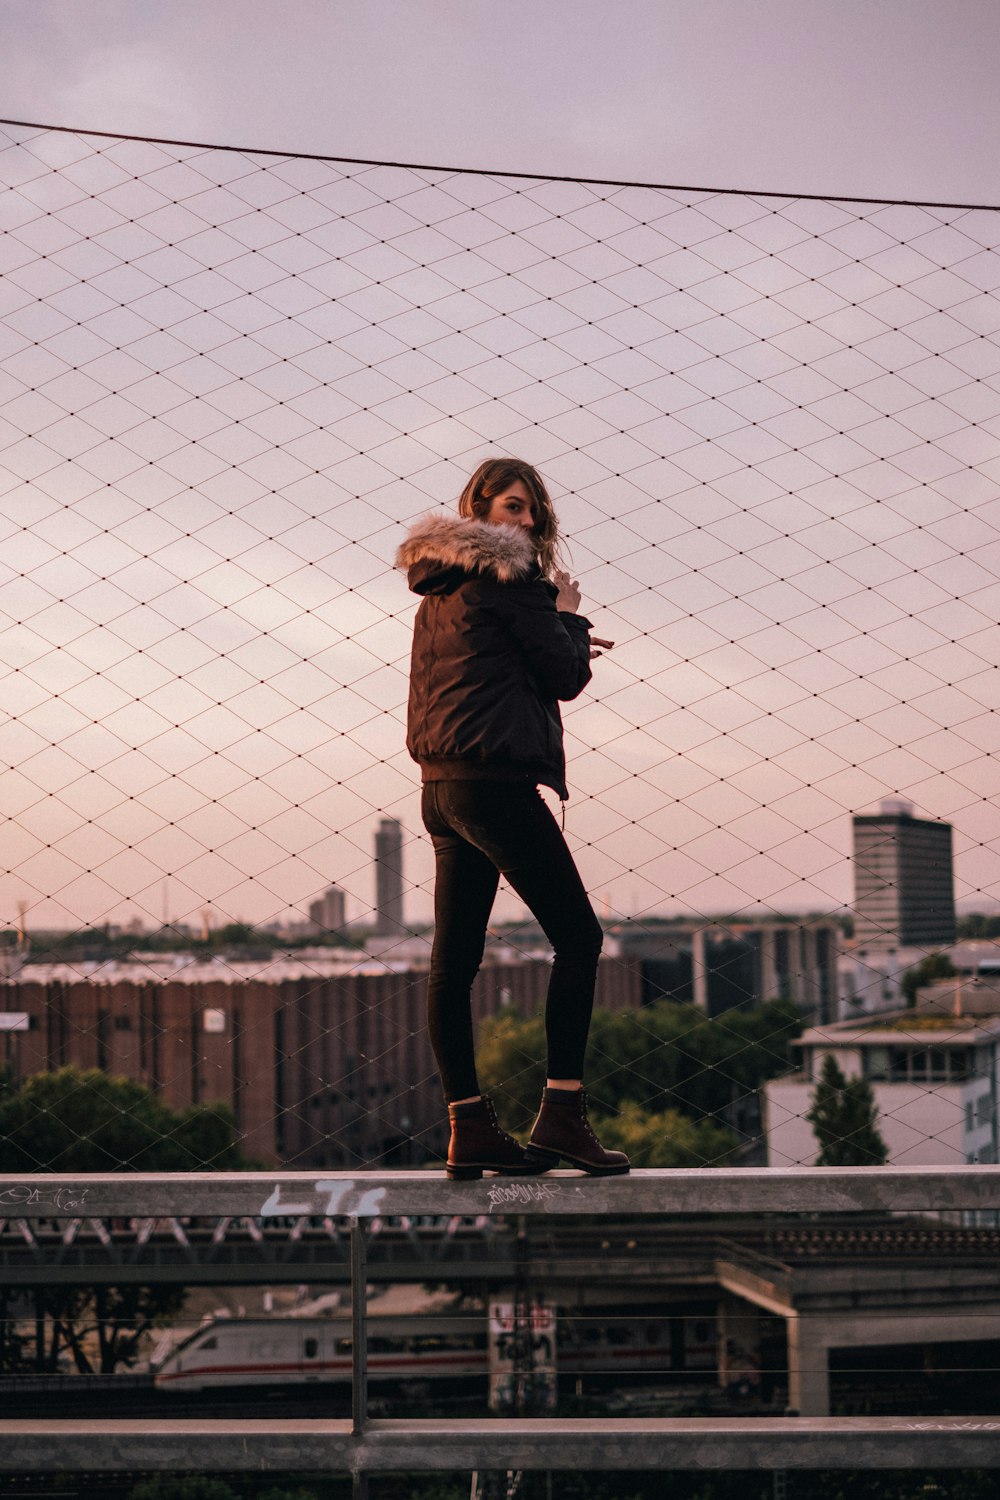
[1,119,999,1175]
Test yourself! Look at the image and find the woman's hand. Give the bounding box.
[553,569,581,613]
[553,570,613,656]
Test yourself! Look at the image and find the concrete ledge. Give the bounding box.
[4,1418,1000,1471]
[3,1166,1000,1220]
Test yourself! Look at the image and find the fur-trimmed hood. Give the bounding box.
[396,513,537,593]
[400,512,592,802]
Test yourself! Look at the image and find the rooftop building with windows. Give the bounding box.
[763,1014,980,1168]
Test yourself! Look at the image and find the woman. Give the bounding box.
[396,458,629,1180]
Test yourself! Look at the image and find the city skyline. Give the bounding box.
[16,793,985,942]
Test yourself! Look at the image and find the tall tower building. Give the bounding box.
[374,818,405,935]
[852,799,956,949]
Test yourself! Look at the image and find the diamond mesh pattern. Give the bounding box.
[2,122,999,1168]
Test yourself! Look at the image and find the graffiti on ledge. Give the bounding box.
[486,1180,569,1210]
[259,1180,387,1218]
[0,1184,91,1212]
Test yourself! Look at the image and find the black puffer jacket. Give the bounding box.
[396,514,593,800]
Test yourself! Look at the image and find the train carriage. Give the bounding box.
[152,1307,717,1391]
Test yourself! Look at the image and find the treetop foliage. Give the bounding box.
[0,1066,248,1172]
[128,1480,240,1500]
[806,1053,889,1167]
[479,996,803,1124]
[477,996,803,1164]
[901,951,958,1006]
[595,1101,739,1167]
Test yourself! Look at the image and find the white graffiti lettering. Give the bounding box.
[259,1180,386,1218]
[258,1185,314,1218]
[315,1180,386,1217]
[901,1421,1000,1430]
[486,1181,564,1210]
[0,1184,90,1213]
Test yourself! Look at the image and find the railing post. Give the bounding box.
[350,1217,368,1500]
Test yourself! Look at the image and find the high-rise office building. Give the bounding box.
[308,885,346,937]
[374,818,405,935]
[853,799,956,949]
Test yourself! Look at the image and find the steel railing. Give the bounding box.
[4,1167,1000,1494]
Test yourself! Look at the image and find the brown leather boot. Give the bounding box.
[526,1087,630,1176]
[446,1095,548,1181]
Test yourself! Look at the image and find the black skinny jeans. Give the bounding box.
[421,780,604,1102]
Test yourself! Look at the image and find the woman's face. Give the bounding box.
[482,479,536,529]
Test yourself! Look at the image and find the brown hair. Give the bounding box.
[457,458,561,579]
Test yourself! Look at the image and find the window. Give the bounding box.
[303,1337,319,1359]
[868,1045,974,1085]
[865,1047,890,1080]
[411,1332,485,1353]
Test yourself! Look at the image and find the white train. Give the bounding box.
[153,1310,717,1392]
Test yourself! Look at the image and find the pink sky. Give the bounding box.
[0,5,999,932]
[1,1,999,204]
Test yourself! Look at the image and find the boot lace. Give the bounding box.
[577,1091,602,1145]
[485,1095,520,1148]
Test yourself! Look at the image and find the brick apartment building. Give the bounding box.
[0,954,641,1167]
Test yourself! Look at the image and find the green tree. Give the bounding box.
[0,1066,246,1172]
[477,997,803,1134]
[24,1280,187,1377]
[806,1053,888,1166]
[901,951,957,1006]
[0,1068,250,1374]
[128,1479,238,1500]
[593,1101,738,1167]
[957,912,1000,940]
[259,1489,326,1500]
